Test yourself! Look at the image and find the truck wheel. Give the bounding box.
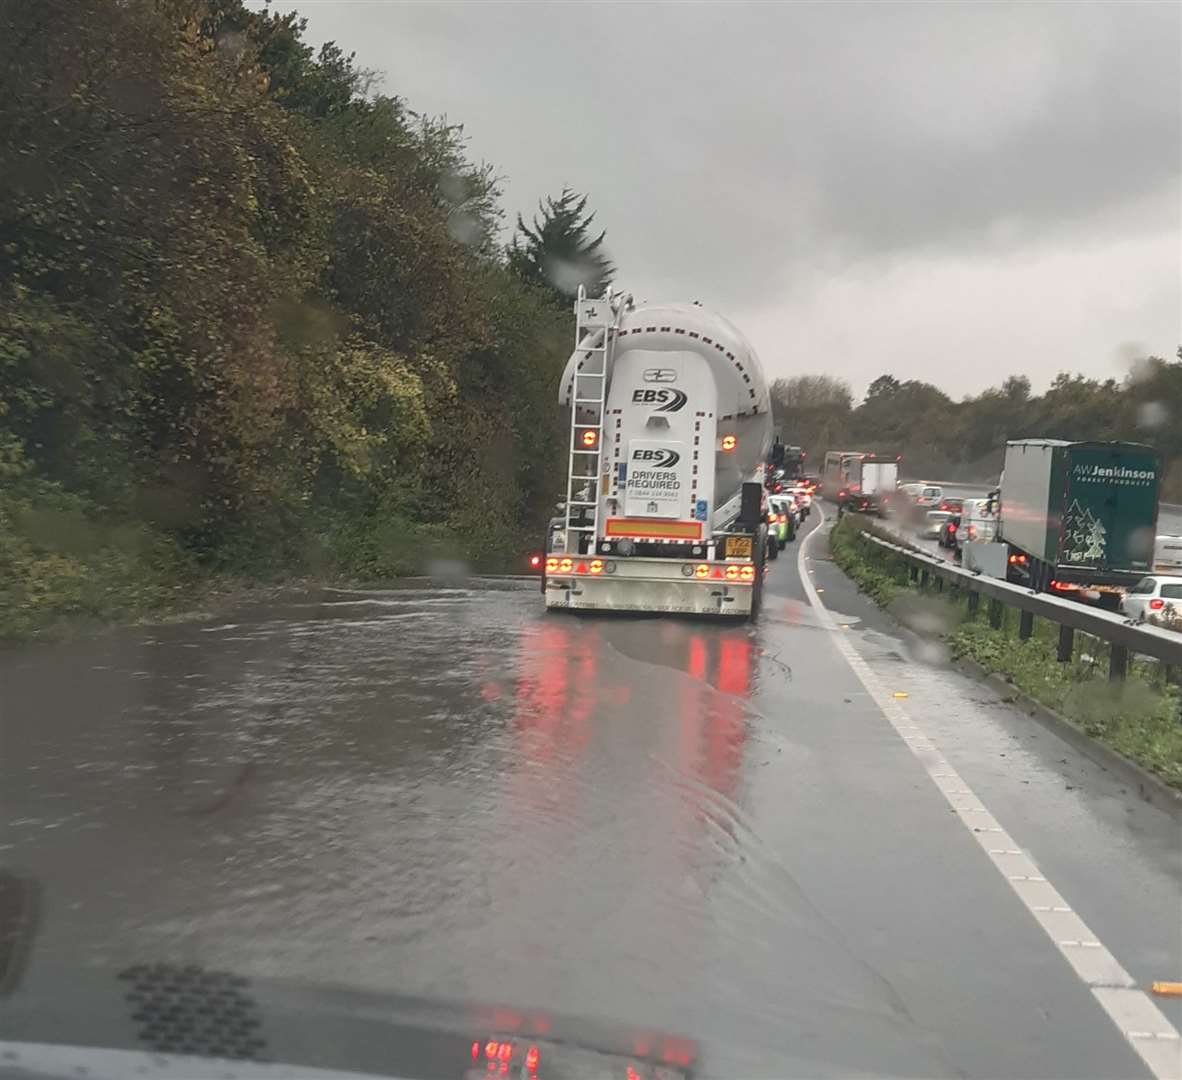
[749,543,766,620]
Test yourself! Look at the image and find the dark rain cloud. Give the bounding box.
[267,1,1180,393]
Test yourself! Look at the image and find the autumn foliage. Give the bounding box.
[0,0,575,632]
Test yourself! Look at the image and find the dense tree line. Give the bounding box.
[771,354,1182,499]
[0,0,610,632]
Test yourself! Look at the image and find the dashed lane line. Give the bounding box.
[799,504,1181,1080]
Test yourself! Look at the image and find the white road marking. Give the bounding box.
[798,505,1182,1080]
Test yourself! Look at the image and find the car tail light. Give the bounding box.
[1149,598,1165,610]
[529,554,541,569]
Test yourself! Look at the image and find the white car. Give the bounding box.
[1120,575,1182,626]
[1155,534,1182,574]
[789,486,812,517]
[956,498,998,549]
[898,482,944,509]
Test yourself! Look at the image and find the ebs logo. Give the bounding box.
[631,448,681,469]
[631,388,688,412]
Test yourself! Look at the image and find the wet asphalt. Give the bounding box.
[1,513,1179,1078]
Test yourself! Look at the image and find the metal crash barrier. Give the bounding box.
[856,528,1182,681]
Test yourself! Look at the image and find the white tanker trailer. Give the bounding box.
[542,288,774,619]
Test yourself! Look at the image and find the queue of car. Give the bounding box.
[868,480,1180,631]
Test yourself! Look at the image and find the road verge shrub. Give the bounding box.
[829,515,1182,790]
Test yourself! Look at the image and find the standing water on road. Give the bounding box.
[1,582,946,1077]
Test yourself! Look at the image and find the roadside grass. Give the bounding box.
[0,477,537,645]
[829,515,1182,790]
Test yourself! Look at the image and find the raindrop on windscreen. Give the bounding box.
[1136,400,1169,430]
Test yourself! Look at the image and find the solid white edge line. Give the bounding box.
[798,504,1182,1080]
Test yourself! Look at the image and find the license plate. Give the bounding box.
[725,536,752,559]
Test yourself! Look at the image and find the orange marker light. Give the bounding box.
[721,434,737,452]
[580,429,598,448]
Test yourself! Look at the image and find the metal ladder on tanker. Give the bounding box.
[564,286,616,553]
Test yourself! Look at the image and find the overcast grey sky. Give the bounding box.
[267,1,1181,399]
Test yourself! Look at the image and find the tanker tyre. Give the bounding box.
[749,544,766,621]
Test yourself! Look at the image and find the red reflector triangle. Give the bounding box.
[576,562,588,574]
[711,567,723,578]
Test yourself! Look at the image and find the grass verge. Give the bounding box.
[829,515,1182,791]
[0,477,537,645]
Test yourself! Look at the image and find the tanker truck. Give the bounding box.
[542,288,773,619]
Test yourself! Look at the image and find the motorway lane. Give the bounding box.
[1,529,1179,1078]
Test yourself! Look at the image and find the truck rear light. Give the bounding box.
[588,559,604,575]
[545,557,559,573]
[739,565,755,581]
[725,565,740,580]
[1149,598,1165,610]
[558,557,573,573]
[694,564,710,578]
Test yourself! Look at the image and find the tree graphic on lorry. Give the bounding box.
[1061,500,1106,563]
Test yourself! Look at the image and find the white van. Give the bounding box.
[1154,534,1182,574]
[955,498,997,551]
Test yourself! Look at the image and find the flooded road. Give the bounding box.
[2,515,1179,1078]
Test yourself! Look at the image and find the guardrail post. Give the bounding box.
[1109,645,1128,682]
[1019,609,1034,641]
[988,598,1004,629]
[967,591,979,617]
[1057,624,1074,663]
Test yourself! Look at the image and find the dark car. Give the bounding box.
[938,513,961,549]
